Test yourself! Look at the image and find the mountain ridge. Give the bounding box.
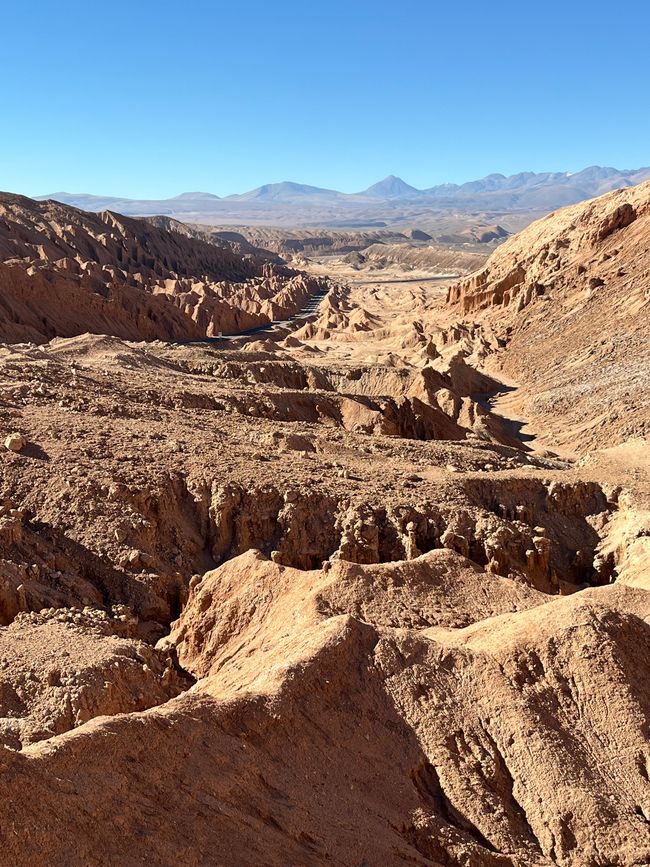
[35,165,650,227]
[361,175,421,199]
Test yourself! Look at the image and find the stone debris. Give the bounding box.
[4,432,26,452]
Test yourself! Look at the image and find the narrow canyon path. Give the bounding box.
[277,257,552,457]
[180,283,332,345]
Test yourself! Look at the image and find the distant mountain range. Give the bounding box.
[36,166,650,228]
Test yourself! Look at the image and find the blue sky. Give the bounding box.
[3,0,649,197]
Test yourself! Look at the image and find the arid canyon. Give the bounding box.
[0,168,648,866]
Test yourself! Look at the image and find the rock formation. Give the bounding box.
[0,193,330,343]
[447,180,650,450]
[0,182,648,865]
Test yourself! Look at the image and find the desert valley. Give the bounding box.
[0,163,648,866]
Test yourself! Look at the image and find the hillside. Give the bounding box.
[345,241,489,275]
[0,193,329,342]
[447,180,650,450]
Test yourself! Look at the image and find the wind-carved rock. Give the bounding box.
[0,193,331,343]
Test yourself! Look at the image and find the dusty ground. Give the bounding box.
[0,185,649,865]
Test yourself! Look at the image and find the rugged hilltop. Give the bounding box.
[448,180,650,451]
[0,193,329,343]
[0,183,649,865]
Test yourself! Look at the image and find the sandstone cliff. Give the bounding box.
[0,193,329,343]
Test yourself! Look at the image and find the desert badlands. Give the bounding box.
[0,173,648,866]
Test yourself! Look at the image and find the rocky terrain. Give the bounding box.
[195,226,412,257]
[0,193,329,343]
[178,225,507,260]
[0,182,649,865]
[343,242,488,275]
[447,180,650,451]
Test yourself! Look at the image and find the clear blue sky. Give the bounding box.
[3,0,649,198]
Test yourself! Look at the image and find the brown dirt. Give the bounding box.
[0,186,648,866]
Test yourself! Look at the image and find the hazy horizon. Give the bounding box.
[29,164,650,202]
